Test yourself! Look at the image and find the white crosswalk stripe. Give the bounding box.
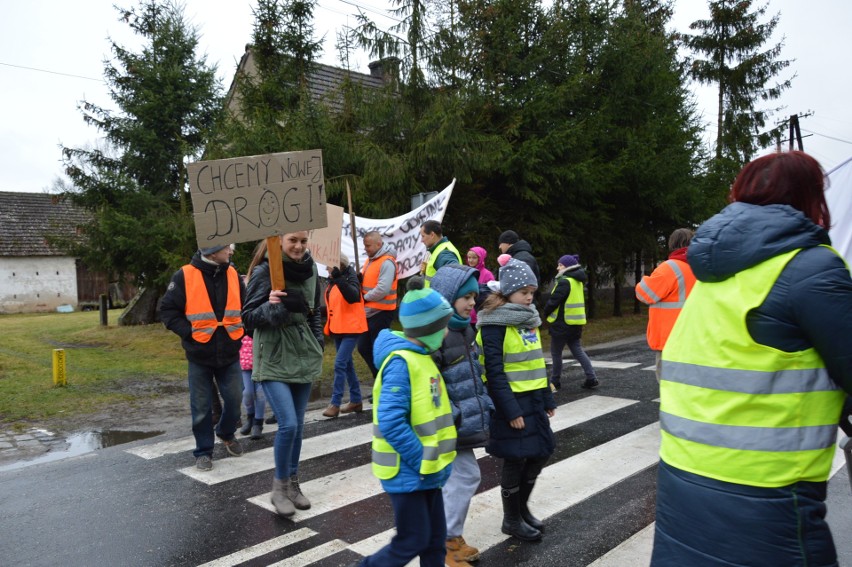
[126,358,660,565]
[247,395,639,518]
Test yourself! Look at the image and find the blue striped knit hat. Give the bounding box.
[399,277,453,347]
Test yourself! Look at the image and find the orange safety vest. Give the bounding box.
[361,254,398,311]
[324,282,368,335]
[635,258,695,351]
[182,265,244,343]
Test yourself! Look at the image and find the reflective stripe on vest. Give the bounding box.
[424,241,462,286]
[361,254,398,310]
[371,349,457,479]
[546,276,587,325]
[324,283,368,335]
[182,265,244,343]
[660,247,845,487]
[477,326,548,392]
[639,260,687,309]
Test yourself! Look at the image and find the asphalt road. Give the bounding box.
[1,337,849,567]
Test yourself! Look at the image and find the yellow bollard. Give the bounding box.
[52,349,67,386]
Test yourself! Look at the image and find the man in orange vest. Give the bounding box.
[159,243,246,471]
[358,231,399,378]
[635,228,696,380]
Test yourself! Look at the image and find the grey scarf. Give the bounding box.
[476,303,541,329]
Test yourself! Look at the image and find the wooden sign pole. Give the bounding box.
[346,180,360,274]
[266,235,286,290]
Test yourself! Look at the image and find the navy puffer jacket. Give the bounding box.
[432,324,494,449]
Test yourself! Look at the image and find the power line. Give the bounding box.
[0,61,103,83]
[801,128,852,146]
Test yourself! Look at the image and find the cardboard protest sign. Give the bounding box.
[308,203,344,269]
[187,149,328,250]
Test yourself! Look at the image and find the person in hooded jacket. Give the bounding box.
[430,264,495,566]
[159,243,246,471]
[465,246,495,327]
[651,151,852,567]
[241,232,324,518]
[541,254,598,391]
[356,278,456,567]
[477,257,556,543]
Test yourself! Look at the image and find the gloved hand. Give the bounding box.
[279,289,308,314]
[330,266,342,280]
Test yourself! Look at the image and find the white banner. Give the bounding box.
[331,179,455,279]
[826,156,852,264]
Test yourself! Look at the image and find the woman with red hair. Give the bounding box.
[652,151,852,566]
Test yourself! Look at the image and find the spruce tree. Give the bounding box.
[682,0,793,169]
[60,0,222,324]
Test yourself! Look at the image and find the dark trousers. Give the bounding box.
[357,310,395,377]
[362,488,447,567]
[502,456,549,488]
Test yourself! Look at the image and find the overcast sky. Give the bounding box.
[2,0,850,194]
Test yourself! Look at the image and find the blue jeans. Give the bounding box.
[550,327,596,382]
[331,335,362,406]
[362,489,446,567]
[261,381,312,480]
[187,360,242,458]
[241,369,266,421]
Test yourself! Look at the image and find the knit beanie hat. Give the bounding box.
[558,254,579,268]
[430,264,480,305]
[200,243,229,256]
[399,276,453,350]
[498,230,519,246]
[498,258,538,296]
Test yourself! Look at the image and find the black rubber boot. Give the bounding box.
[500,486,542,541]
[519,480,544,532]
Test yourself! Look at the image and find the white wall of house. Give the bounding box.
[0,256,78,314]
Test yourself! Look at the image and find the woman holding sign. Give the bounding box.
[242,232,324,518]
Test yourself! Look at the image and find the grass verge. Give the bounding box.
[0,308,647,427]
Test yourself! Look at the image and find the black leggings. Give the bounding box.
[501,456,549,488]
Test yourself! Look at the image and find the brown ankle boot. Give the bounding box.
[446,536,480,562]
[322,404,339,418]
[340,401,363,414]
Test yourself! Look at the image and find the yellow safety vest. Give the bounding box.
[546,276,587,325]
[660,247,845,487]
[477,325,548,393]
[371,349,457,479]
[424,240,462,287]
[182,265,244,343]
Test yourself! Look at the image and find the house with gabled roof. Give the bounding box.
[225,45,399,117]
[0,191,122,313]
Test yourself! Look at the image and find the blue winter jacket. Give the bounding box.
[372,329,453,494]
[652,202,852,567]
[432,324,494,449]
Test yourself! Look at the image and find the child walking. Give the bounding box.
[541,254,599,390]
[477,258,555,542]
[431,264,494,566]
[356,278,457,567]
[238,334,266,439]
